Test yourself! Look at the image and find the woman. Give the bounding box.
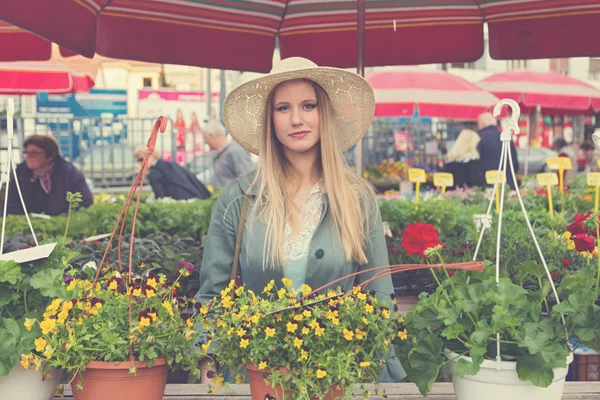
[196,57,406,382]
[133,146,211,200]
[7,135,93,215]
[174,110,186,150]
[443,129,484,190]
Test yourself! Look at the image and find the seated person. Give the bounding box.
[133,146,211,200]
[7,135,93,216]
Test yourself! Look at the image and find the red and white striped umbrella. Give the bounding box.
[368,70,499,121]
[478,70,600,115]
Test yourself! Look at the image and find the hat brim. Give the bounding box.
[223,67,375,155]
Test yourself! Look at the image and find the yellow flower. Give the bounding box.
[398,329,408,340]
[161,300,174,316]
[326,310,339,320]
[235,286,245,297]
[357,292,367,301]
[57,310,69,324]
[35,337,47,352]
[282,278,293,288]
[365,304,374,313]
[221,296,232,308]
[235,373,245,384]
[40,318,56,335]
[286,322,298,333]
[293,314,303,322]
[265,327,276,338]
[262,280,275,294]
[562,231,572,240]
[303,310,312,318]
[355,329,366,340]
[382,309,391,319]
[293,337,303,348]
[360,361,371,367]
[316,369,327,379]
[20,354,32,369]
[568,241,576,251]
[343,328,354,341]
[277,288,287,299]
[302,327,310,335]
[300,284,312,296]
[46,298,62,315]
[140,317,151,327]
[258,361,267,370]
[236,328,247,337]
[315,326,325,336]
[67,280,77,291]
[250,314,261,325]
[217,320,227,328]
[147,277,158,289]
[133,288,142,297]
[145,288,156,298]
[108,281,118,291]
[43,346,53,359]
[240,338,250,349]
[212,374,224,387]
[24,318,34,332]
[298,349,309,362]
[362,316,368,324]
[331,317,339,326]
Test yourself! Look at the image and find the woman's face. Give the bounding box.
[271,80,321,157]
[24,144,52,171]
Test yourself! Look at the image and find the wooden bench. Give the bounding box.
[55,382,600,399]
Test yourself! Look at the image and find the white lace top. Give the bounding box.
[284,182,324,262]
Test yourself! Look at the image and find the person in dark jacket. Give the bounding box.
[7,134,93,216]
[134,146,211,200]
[477,112,519,189]
[444,129,485,190]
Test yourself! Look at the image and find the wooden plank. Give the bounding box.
[54,382,600,399]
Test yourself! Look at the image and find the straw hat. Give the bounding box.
[223,57,375,155]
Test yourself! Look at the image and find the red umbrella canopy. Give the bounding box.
[368,70,499,121]
[0,63,95,95]
[0,21,77,62]
[478,70,600,115]
[1,0,599,71]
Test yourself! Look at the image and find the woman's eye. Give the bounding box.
[304,103,317,110]
[275,105,289,112]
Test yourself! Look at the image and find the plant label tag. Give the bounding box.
[473,214,492,231]
[31,213,51,220]
[537,173,558,186]
[0,242,57,263]
[588,172,600,187]
[83,233,112,243]
[408,168,426,183]
[546,157,572,170]
[433,173,454,188]
[485,171,506,185]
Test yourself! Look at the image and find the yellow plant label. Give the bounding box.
[588,172,600,186]
[536,173,558,186]
[485,170,506,185]
[408,168,426,183]
[546,157,572,170]
[433,173,454,188]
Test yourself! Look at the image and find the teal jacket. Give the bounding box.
[196,173,407,382]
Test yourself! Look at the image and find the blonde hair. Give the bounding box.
[249,79,375,269]
[446,129,480,162]
[133,145,160,161]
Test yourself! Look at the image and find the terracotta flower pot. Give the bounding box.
[246,363,344,400]
[70,358,168,400]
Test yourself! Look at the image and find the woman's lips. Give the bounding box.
[289,131,309,139]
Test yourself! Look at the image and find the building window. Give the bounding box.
[590,59,600,80]
[142,77,153,88]
[550,59,569,75]
[450,62,476,69]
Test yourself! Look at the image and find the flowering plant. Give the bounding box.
[25,261,202,388]
[200,279,407,399]
[0,192,83,376]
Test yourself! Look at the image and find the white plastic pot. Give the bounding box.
[445,350,573,400]
[0,364,63,400]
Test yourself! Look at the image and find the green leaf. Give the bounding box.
[491,305,517,331]
[30,268,64,298]
[515,261,551,280]
[470,320,493,345]
[517,323,552,355]
[0,261,22,284]
[572,305,600,343]
[0,287,19,308]
[410,308,443,331]
[455,346,486,377]
[408,334,444,396]
[441,323,464,340]
[516,354,554,387]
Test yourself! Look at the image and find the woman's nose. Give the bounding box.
[291,108,302,126]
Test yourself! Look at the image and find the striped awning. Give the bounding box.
[0,63,95,95]
[1,0,599,72]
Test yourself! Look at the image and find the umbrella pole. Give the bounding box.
[355,0,366,177]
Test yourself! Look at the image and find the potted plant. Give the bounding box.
[28,259,202,400]
[0,193,84,400]
[199,278,407,400]
[399,222,574,400]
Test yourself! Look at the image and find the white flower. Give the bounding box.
[83,261,98,271]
